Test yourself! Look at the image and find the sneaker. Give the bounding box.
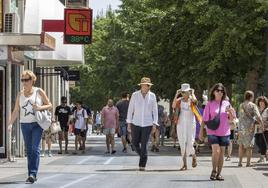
[225,156,231,161]
[40,152,45,157]
[111,150,116,154]
[48,151,53,157]
[26,175,36,184]
[104,151,110,155]
[122,148,127,153]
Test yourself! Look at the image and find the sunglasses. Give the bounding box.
[215,89,224,93]
[21,78,32,82]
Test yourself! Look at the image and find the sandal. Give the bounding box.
[210,170,217,180]
[192,157,197,168]
[246,163,254,167]
[179,165,187,171]
[216,174,224,181]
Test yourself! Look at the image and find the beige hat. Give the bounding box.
[138,77,153,86]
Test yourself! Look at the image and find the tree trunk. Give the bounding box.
[246,69,259,93]
[265,15,268,95]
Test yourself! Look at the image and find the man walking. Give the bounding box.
[101,99,119,154]
[116,92,130,153]
[151,103,165,152]
[73,101,88,154]
[55,96,72,154]
[127,77,158,171]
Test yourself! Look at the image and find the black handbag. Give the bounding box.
[205,100,222,130]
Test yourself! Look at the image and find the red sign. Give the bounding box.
[64,8,92,44]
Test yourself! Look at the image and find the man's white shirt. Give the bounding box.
[127,90,158,127]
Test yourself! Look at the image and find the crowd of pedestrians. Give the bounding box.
[7,72,268,183]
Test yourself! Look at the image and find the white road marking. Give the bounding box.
[59,174,96,188]
[17,174,62,188]
[103,157,114,165]
[76,156,93,165]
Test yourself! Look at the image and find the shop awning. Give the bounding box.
[0,32,55,51]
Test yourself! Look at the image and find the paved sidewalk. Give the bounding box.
[0,135,267,188]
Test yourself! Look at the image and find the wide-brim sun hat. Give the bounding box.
[138,77,153,86]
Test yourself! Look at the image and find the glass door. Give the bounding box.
[0,67,5,158]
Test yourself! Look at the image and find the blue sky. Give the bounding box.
[89,0,121,17]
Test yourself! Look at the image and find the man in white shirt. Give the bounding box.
[127,77,158,171]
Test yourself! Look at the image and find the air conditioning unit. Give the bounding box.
[4,13,19,33]
[66,0,88,8]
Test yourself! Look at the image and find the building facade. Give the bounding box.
[0,0,85,159]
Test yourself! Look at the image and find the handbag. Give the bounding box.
[204,100,222,130]
[50,121,62,134]
[34,88,52,130]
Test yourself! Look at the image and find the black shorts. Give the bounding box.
[59,122,69,132]
[74,128,87,137]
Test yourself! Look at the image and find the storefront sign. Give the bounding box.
[64,8,92,44]
[0,46,7,60]
[67,70,80,81]
[41,32,56,50]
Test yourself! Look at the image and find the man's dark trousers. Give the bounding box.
[131,124,152,167]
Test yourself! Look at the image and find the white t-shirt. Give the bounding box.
[74,109,88,129]
[20,87,43,123]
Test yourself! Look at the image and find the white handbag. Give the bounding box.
[50,121,62,134]
[34,88,52,130]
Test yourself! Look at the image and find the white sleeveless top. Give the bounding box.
[19,87,43,123]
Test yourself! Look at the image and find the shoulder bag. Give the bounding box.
[204,100,222,130]
[34,88,52,130]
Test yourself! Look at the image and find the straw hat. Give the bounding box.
[138,77,153,86]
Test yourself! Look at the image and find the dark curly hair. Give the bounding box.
[256,96,268,108]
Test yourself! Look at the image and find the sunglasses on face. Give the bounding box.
[21,78,32,82]
[215,89,224,93]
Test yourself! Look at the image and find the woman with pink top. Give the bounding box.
[200,83,235,181]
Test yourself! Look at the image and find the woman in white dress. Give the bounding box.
[172,83,198,170]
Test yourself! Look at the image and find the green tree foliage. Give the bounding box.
[70,0,268,109]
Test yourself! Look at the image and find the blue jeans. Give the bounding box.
[21,122,43,177]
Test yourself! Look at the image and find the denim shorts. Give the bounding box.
[119,121,127,136]
[208,135,230,146]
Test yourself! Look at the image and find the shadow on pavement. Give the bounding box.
[96,169,180,172]
[0,181,25,185]
[170,179,210,182]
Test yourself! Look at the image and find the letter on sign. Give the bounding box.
[64,8,92,44]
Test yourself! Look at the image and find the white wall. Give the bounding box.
[24,0,84,65]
